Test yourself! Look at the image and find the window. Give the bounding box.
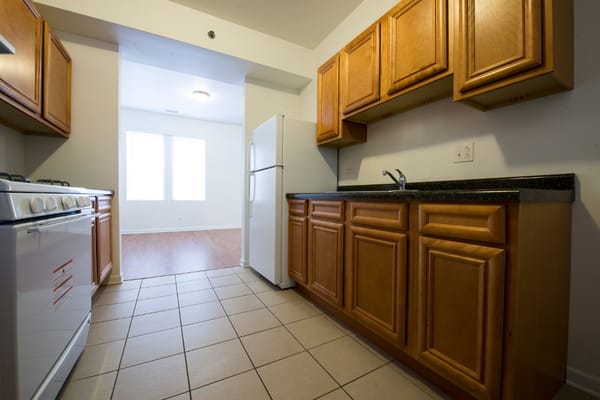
[126,131,164,200]
[172,136,206,200]
[126,131,206,201]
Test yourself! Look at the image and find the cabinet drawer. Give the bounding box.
[310,200,345,221]
[96,196,112,213]
[418,204,505,243]
[288,199,307,216]
[349,201,408,231]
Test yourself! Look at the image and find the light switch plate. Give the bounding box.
[454,142,474,163]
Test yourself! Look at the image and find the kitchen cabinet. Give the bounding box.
[317,54,366,147]
[340,23,380,115]
[42,22,71,133]
[288,200,308,285]
[416,204,506,399]
[454,0,573,110]
[346,202,408,345]
[382,0,450,96]
[0,0,42,113]
[0,0,71,136]
[349,0,453,123]
[92,195,113,295]
[288,192,572,400]
[307,200,345,307]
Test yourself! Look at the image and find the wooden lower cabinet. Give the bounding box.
[92,195,113,295]
[288,198,571,400]
[347,225,407,344]
[308,218,344,307]
[288,214,308,284]
[417,236,505,399]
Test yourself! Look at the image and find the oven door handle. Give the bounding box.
[26,213,92,234]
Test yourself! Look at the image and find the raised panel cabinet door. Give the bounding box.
[341,23,380,115]
[317,54,340,143]
[43,22,71,134]
[0,0,42,113]
[417,236,505,399]
[308,219,344,307]
[456,0,543,93]
[97,212,113,285]
[385,0,448,95]
[288,215,308,285]
[348,225,407,344]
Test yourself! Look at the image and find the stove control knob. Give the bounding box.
[30,197,46,214]
[76,195,91,207]
[45,197,58,211]
[62,196,76,210]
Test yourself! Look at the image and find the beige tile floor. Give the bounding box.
[59,266,595,400]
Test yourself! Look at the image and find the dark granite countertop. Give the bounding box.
[286,173,575,203]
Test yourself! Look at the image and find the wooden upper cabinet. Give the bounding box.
[340,23,380,115]
[43,22,71,134]
[317,54,340,143]
[454,0,573,109]
[0,0,42,113]
[383,0,449,96]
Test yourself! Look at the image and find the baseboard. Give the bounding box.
[120,225,242,234]
[567,366,600,398]
[240,258,249,267]
[105,272,123,285]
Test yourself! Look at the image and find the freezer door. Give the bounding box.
[251,115,282,171]
[248,167,282,285]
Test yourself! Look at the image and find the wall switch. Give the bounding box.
[454,142,475,163]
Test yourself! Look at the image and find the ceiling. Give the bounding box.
[168,0,364,49]
[120,60,244,125]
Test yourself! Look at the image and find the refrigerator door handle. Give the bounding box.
[248,173,256,205]
[249,142,256,172]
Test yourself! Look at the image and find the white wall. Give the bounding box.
[119,108,243,233]
[0,125,25,174]
[299,0,600,395]
[24,32,122,284]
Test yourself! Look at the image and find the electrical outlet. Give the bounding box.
[454,142,475,163]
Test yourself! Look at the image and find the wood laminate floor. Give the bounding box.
[121,229,241,280]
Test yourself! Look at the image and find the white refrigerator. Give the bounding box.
[248,114,337,288]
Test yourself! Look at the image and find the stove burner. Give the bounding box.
[0,172,31,182]
[36,179,70,187]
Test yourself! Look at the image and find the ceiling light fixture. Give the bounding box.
[192,90,211,102]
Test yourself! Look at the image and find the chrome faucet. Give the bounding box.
[382,169,406,190]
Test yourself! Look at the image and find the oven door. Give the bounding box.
[14,211,92,399]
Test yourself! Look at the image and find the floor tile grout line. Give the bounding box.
[209,274,275,400]
[108,280,141,400]
[174,274,194,398]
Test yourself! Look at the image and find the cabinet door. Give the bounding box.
[317,54,340,143]
[456,0,542,94]
[384,0,448,95]
[96,196,113,285]
[417,236,505,399]
[97,212,113,284]
[0,0,42,113]
[91,208,99,295]
[288,215,308,285]
[341,23,380,114]
[347,226,407,344]
[308,219,344,307]
[43,22,71,134]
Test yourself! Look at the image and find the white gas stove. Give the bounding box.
[0,174,93,399]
